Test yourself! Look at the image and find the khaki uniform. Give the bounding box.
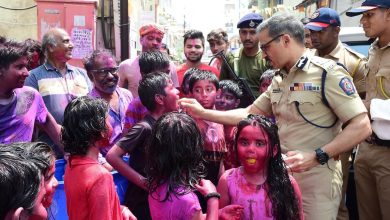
[354,40,390,220]
[313,41,367,220]
[254,52,367,220]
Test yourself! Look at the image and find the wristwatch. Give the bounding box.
[315,148,329,165]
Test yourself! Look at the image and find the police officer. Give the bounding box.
[219,12,268,101]
[180,14,371,220]
[305,8,367,220]
[347,1,390,219]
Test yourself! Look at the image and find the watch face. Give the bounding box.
[315,149,329,165]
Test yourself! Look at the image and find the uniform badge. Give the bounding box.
[311,11,320,19]
[296,56,308,69]
[339,77,356,96]
[249,20,255,27]
[290,82,320,91]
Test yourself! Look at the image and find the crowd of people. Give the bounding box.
[0,0,389,219]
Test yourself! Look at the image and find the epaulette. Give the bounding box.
[310,56,337,73]
[344,46,366,60]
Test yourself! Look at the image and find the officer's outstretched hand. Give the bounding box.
[178,98,205,119]
[284,150,318,173]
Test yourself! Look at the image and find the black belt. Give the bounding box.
[366,132,390,147]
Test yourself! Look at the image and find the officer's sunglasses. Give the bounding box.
[90,66,119,78]
[260,34,284,52]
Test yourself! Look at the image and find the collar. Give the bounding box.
[325,40,343,59]
[43,61,75,73]
[90,87,120,98]
[290,51,311,73]
[68,155,99,167]
[371,38,390,50]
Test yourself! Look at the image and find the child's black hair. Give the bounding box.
[61,96,109,156]
[138,72,170,112]
[181,68,197,95]
[139,50,170,76]
[188,69,219,93]
[219,80,243,99]
[146,112,206,202]
[234,115,301,220]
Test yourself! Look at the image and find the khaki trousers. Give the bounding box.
[354,141,390,220]
[293,160,342,220]
[336,151,352,220]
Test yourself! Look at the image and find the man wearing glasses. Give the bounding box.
[25,28,92,158]
[84,49,133,158]
[219,12,268,101]
[180,14,371,220]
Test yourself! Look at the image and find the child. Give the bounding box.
[107,72,179,220]
[180,68,196,98]
[189,69,226,186]
[146,112,243,220]
[124,50,171,130]
[259,69,275,94]
[215,80,242,170]
[217,115,303,220]
[62,96,135,220]
[0,142,56,220]
[0,38,61,147]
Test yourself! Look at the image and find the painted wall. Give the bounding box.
[0,0,38,41]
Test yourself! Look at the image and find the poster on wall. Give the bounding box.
[71,27,93,59]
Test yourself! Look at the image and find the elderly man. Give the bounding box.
[84,49,133,157]
[220,12,268,100]
[180,14,371,220]
[25,28,92,158]
[118,24,178,97]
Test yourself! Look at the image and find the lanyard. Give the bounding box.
[379,76,390,99]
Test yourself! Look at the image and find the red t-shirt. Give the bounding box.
[176,63,220,86]
[64,156,122,220]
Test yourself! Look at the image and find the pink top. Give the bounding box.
[148,183,201,220]
[226,167,274,220]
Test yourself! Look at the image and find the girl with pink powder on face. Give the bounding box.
[217,115,303,220]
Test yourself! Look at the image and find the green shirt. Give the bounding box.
[220,48,268,97]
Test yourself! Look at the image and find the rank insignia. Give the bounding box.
[339,77,355,95]
[289,82,320,91]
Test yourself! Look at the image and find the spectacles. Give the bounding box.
[260,34,284,52]
[90,66,119,78]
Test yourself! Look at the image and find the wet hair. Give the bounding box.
[234,115,301,220]
[138,72,169,112]
[219,80,242,99]
[259,69,276,86]
[24,38,45,70]
[188,69,219,93]
[0,142,53,219]
[183,29,205,47]
[139,50,170,76]
[207,28,229,43]
[83,49,116,72]
[146,112,205,201]
[61,96,109,156]
[257,14,304,45]
[181,68,197,95]
[0,39,28,71]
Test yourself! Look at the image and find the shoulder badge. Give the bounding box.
[310,56,336,72]
[311,11,320,19]
[339,77,356,96]
[249,20,255,28]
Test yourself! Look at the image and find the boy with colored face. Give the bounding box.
[215,80,242,170]
[0,39,61,148]
[107,72,179,220]
[189,69,226,185]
